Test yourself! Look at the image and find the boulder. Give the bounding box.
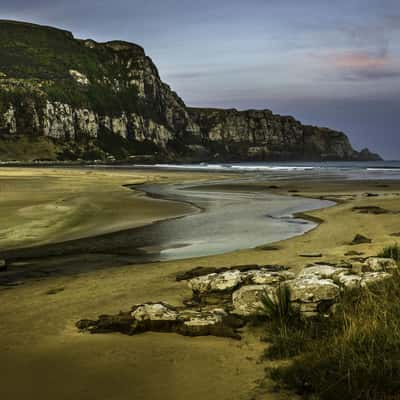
[363,257,398,273]
[298,265,349,280]
[336,271,362,290]
[0,259,6,271]
[242,269,295,285]
[188,270,242,294]
[177,308,234,337]
[361,272,393,288]
[232,285,275,316]
[288,277,340,303]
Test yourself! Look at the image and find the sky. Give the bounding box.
[2,0,400,159]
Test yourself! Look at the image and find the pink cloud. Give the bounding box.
[333,52,389,69]
[321,51,400,80]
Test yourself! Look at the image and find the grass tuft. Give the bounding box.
[378,243,400,262]
[266,257,400,400]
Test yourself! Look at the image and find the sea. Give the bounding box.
[129,160,400,181]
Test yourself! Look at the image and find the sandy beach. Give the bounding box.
[1,167,400,400]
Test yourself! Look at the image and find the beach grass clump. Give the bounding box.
[261,284,297,327]
[261,284,309,359]
[266,271,400,400]
[378,243,400,262]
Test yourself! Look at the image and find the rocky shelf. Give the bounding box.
[76,257,398,339]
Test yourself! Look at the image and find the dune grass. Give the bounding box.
[378,243,400,262]
[264,253,400,399]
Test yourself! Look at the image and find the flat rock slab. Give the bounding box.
[299,253,322,258]
[352,206,391,215]
[77,302,244,339]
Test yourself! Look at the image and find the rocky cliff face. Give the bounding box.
[0,20,380,162]
[188,108,379,161]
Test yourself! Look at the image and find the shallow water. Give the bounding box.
[1,180,332,274]
[136,182,333,261]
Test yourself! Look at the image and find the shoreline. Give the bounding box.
[1,168,400,400]
[0,178,332,285]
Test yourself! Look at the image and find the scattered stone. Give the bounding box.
[299,252,322,258]
[233,264,265,272]
[352,206,390,215]
[176,266,221,281]
[257,245,280,251]
[45,287,65,295]
[363,257,398,272]
[288,189,299,193]
[390,232,400,237]
[351,234,372,245]
[268,185,279,189]
[365,193,379,197]
[0,280,24,288]
[345,250,364,256]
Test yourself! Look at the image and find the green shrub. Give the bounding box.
[378,243,400,262]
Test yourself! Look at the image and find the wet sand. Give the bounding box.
[1,168,400,400]
[0,179,331,285]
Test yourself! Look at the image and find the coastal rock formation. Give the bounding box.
[0,20,380,162]
[77,302,244,339]
[188,108,380,161]
[77,258,398,339]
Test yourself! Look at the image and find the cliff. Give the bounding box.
[0,20,381,162]
[188,108,380,161]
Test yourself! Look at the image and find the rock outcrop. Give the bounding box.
[188,108,380,161]
[0,20,381,162]
[77,258,398,338]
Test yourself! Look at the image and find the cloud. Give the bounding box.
[324,51,400,80]
[334,53,388,69]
